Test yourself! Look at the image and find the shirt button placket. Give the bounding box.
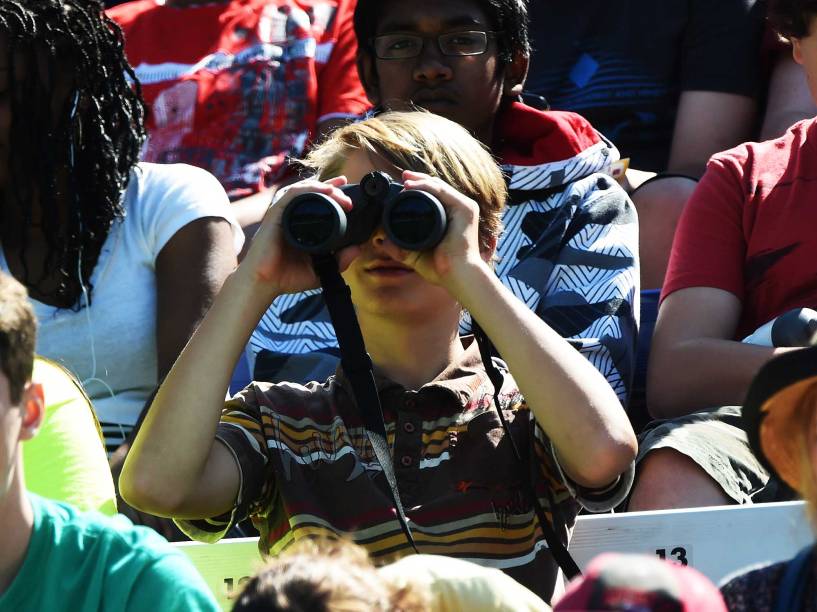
[395,393,423,504]
[396,394,421,471]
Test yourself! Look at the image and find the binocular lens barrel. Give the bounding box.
[282,194,346,253]
[385,193,446,252]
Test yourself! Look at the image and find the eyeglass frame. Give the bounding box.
[370,30,503,60]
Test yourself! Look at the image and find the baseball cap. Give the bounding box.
[553,553,726,611]
[742,344,817,492]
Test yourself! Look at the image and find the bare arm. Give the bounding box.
[230,190,278,230]
[458,266,637,487]
[121,268,270,518]
[120,178,353,519]
[759,52,817,140]
[155,217,238,379]
[118,216,241,518]
[667,91,757,178]
[646,287,795,418]
[398,172,637,488]
[110,217,238,534]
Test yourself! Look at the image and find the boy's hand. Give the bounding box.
[379,170,489,290]
[241,176,356,297]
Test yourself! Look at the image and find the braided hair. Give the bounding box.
[0,0,145,308]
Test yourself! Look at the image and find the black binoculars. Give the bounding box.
[282,171,447,254]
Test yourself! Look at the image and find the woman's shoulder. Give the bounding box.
[119,162,239,255]
[125,162,227,203]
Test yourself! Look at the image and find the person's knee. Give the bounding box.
[631,176,698,289]
[628,447,731,511]
[631,448,692,499]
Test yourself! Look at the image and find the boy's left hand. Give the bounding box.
[387,170,490,289]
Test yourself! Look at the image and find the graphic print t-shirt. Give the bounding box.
[109,0,369,199]
[525,0,763,171]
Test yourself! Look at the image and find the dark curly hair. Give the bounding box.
[768,0,817,38]
[0,0,145,309]
[354,0,530,65]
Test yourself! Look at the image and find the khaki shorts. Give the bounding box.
[636,406,770,504]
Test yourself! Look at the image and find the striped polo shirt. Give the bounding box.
[178,341,627,601]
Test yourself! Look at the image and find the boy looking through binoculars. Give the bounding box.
[249,0,640,416]
[120,112,637,603]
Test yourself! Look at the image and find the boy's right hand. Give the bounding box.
[240,176,354,298]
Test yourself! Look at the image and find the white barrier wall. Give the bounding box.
[175,501,813,610]
[570,501,812,583]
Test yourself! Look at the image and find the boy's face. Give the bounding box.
[359,0,525,144]
[0,372,42,504]
[338,151,463,326]
[0,373,22,503]
[793,15,817,105]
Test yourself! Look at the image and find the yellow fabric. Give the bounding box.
[22,358,117,516]
[378,555,551,611]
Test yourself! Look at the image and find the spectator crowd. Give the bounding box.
[2,0,817,609]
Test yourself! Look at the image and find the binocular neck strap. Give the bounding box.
[471,322,582,580]
[310,254,419,554]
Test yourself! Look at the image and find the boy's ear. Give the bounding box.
[357,52,382,107]
[480,235,498,263]
[502,51,530,99]
[18,382,44,441]
[792,38,804,66]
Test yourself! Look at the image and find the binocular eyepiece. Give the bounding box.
[282,171,447,254]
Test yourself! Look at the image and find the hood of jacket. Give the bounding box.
[492,101,621,195]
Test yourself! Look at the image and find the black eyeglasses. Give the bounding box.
[372,31,501,60]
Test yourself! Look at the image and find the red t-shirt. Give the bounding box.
[109,0,368,199]
[663,117,817,339]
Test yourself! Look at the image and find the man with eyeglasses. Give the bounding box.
[248,0,640,424]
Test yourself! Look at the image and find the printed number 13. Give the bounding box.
[656,547,689,566]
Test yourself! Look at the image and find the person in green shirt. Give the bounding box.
[0,270,219,610]
[23,357,117,516]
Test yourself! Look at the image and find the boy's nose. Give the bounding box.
[370,225,388,247]
[412,43,453,82]
[368,225,404,257]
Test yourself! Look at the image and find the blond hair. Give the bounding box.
[0,272,36,403]
[303,111,506,253]
[232,538,428,612]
